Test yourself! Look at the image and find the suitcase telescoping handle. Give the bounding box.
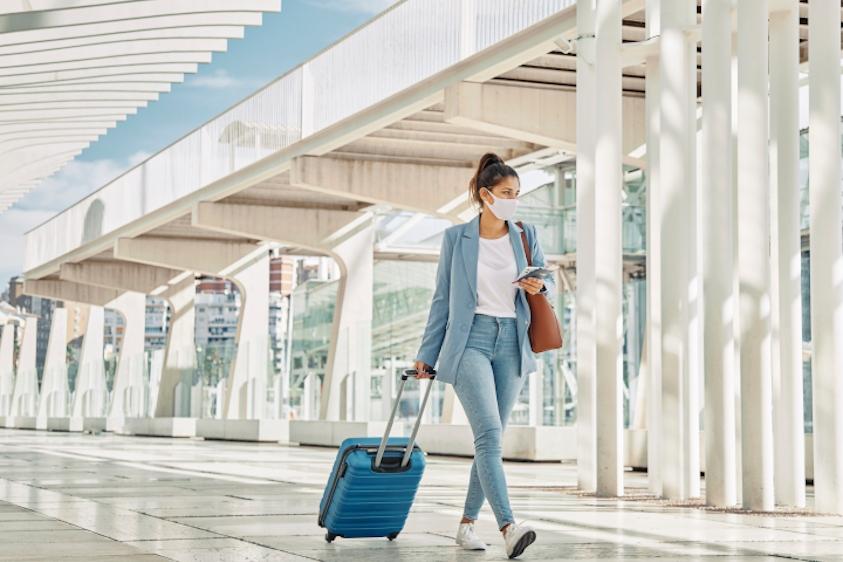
[374,368,436,469]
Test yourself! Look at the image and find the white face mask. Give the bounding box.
[482,188,519,221]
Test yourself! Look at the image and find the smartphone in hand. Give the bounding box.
[514,265,556,282]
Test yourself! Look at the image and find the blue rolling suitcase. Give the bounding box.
[318,369,436,543]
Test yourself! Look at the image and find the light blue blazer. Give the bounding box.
[415,215,555,386]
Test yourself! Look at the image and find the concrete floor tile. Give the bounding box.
[0,428,838,561]
[127,537,313,561]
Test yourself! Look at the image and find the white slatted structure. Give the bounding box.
[0,0,280,213]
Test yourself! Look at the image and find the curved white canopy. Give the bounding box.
[0,0,280,213]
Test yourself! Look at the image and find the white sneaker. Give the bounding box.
[455,521,487,550]
[503,522,536,559]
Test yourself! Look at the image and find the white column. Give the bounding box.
[769,1,805,509]
[809,0,843,515]
[737,0,774,511]
[529,364,544,426]
[10,316,38,417]
[72,306,106,418]
[0,323,15,416]
[659,0,699,500]
[155,277,196,417]
[644,0,663,497]
[593,0,623,497]
[320,224,374,421]
[730,47,744,504]
[441,384,468,424]
[381,365,395,421]
[575,0,597,494]
[225,251,270,420]
[38,308,69,419]
[107,292,146,420]
[701,0,737,508]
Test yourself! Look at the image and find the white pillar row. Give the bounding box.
[701,0,738,508]
[769,0,805,509]
[737,0,774,512]
[808,0,843,515]
[10,315,38,417]
[575,0,597,494]
[59,259,189,419]
[0,322,15,416]
[155,276,196,418]
[38,307,69,419]
[114,236,269,418]
[72,306,106,418]
[21,279,118,419]
[106,292,147,420]
[593,0,623,497]
[659,0,700,501]
[191,202,372,422]
[644,0,663,497]
[224,251,270,420]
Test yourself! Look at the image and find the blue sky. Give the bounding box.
[0,0,399,290]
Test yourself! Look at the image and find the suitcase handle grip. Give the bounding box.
[401,368,436,381]
[374,368,436,469]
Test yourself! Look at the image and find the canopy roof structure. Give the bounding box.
[0,0,280,213]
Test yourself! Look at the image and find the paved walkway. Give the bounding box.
[0,429,841,561]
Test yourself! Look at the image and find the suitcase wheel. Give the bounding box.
[387,532,399,541]
[325,532,337,543]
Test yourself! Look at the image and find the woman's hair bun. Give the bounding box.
[479,153,503,172]
[469,153,519,208]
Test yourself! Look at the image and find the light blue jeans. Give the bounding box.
[454,313,526,529]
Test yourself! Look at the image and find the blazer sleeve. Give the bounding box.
[527,223,556,297]
[415,229,454,368]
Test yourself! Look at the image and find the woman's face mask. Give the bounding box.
[482,187,519,221]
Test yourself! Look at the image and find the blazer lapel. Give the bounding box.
[508,220,529,310]
[461,215,480,300]
[508,220,528,273]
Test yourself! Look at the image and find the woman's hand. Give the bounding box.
[517,277,544,295]
[413,360,435,379]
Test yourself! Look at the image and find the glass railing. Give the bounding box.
[522,204,647,255]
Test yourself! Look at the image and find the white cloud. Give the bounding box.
[0,207,54,290]
[187,69,255,90]
[304,0,400,15]
[14,157,136,213]
[127,150,152,167]
[0,154,142,289]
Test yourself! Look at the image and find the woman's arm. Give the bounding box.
[415,229,455,368]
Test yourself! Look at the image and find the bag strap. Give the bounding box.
[516,221,532,266]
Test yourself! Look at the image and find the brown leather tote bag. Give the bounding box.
[517,222,564,353]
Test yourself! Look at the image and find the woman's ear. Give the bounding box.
[478,187,489,206]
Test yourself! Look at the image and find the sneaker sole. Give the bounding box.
[508,530,536,559]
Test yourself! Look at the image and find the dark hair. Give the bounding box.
[469,152,519,208]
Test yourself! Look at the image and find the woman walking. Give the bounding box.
[414,153,555,559]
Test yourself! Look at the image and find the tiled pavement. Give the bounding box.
[0,429,841,561]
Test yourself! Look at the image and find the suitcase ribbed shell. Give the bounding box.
[319,436,426,539]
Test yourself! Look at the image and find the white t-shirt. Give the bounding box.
[475,234,518,318]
